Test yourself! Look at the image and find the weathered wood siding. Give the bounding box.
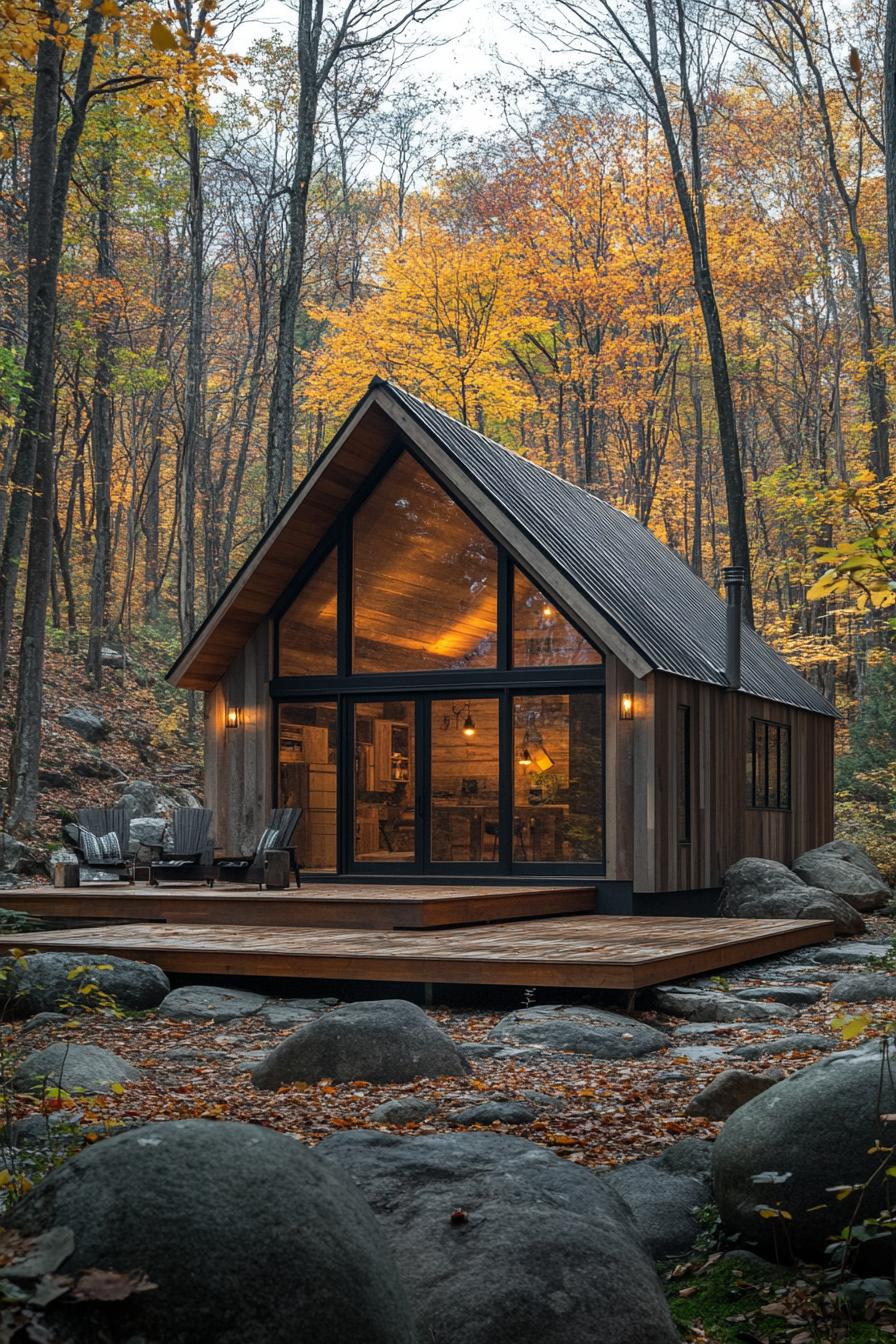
[645,671,834,893]
[204,620,273,854]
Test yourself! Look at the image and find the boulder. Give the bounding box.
[319,1129,679,1343]
[597,1156,708,1260]
[73,756,125,781]
[100,645,128,669]
[13,1043,140,1096]
[810,839,891,888]
[0,833,45,877]
[814,942,894,964]
[59,706,109,743]
[730,1033,836,1060]
[20,1011,68,1033]
[651,986,792,1023]
[793,846,890,912]
[712,1045,896,1260]
[5,951,169,1016]
[252,1000,469,1087]
[370,1097,437,1125]
[487,1004,669,1059]
[734,985,823,1006]
[38,768,74,789]
[5,1119,415,1344]
[257,999,324,1029]
[721,857,806,900]
[719,882,865,936]
[116,780,180,820]
[158,986,265,1023]
[450,1100,537,1126]
[129,816,168,850]
[830,972,896,1003]
[685,1068,784,1120]
[3,1111,84,1150]
[654,1137,715,1181]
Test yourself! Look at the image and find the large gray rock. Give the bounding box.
[129,816,168,850]
[158,986,266,1023]
[734,985,823,1006]
[685,1068,783,1120]
[793,846,890,912]
[450,1100,536,1126]
[370,1096,437,1125]
[5,951,169,1015]
[652,986,792,1023]
[59,706,109,742]
[253,1000,469,1088]
[719,881,865,936]
[713,1045,896,1260]
[815,942,893,964]
[5,1119,414,1344]
[0,833,45,876]
[487,1004,669,1059]
[116,780,180,820]
[319,1129,679,1343]
[13,1043,140,1096]
[730,1033,836,1060]
[830,972,896,1002]
[810,839,891,888]
[721,857,805,900]
[597,1153,709,1260]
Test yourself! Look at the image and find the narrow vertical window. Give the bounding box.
[676,704,691,843]
[748,718,791,809]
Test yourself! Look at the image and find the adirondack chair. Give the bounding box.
[212,807,303,889]
[148,807,213,886]
[71,807,133,882]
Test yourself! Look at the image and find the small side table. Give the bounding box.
[54,862,80,888]
[263,849,290,890]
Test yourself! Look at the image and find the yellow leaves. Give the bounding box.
[149,18,177,51]
[831,1011,873,1041]
[97,0,120,16]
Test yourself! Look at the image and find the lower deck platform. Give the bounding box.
[0,914,835,990]
[5,882,596,930]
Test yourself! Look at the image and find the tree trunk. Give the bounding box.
[178,108,204,645]
[86,154,116,687]
[886,0,896,330]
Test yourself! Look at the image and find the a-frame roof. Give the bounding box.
[167,378,836,719]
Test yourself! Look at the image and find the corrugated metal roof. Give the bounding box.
[377,379,837,718]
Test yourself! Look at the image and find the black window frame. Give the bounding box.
[268,437,607,877]
[676,703,691,844]
[748,717,791,811]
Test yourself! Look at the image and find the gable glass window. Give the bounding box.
[274,446,605,875]
[512,568,602,667]
[748,718,791,810]
[352,453,498,673]
[279,549,338,676]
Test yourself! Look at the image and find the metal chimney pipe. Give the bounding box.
[723,566,744,690]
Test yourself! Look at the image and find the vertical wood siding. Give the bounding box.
[203,620,273,854]
[648,671,834,892]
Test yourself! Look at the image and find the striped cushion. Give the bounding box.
[257,827,280,856]
[78,828,122,864]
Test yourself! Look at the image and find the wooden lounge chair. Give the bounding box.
[148,808,213,887]
[72,807,133,882]
[212,807,303,888]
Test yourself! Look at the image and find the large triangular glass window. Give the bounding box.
[279,548,338,675]
[352,453,498,673]
[512,568,602,667]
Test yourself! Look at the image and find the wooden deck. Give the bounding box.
[0,915,835,990]
[5,883,596,930]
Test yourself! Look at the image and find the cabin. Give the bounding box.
[167,379,836,915]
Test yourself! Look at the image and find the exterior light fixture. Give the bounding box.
[619,693,634,721]
[542,603,554,618]
[519,743,533,766]
[462,704,476,737]
[226,706,242,729]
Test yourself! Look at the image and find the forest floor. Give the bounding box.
[0,629,202,857]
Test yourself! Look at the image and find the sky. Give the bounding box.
[228,0,539,129]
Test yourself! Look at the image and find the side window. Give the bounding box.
[676,704,691,843]
[748,718,791,810]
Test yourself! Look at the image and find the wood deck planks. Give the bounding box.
[4,884,596,930]
[0,914,835,990]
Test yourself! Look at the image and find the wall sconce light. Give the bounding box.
[226,705,242,729]
[518,736,533,766]
[619,693,634,721]
[462,704,476,738]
